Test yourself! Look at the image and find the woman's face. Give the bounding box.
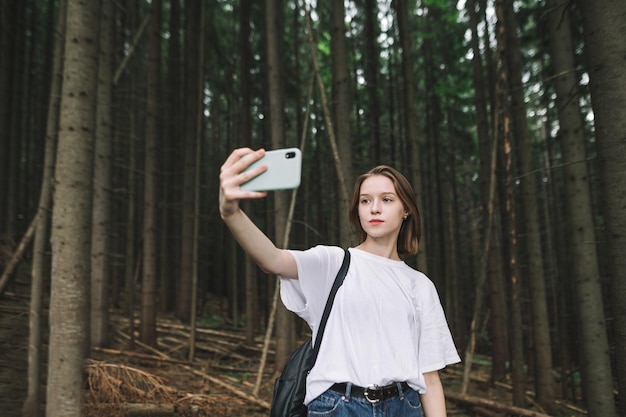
[357,175,408,241]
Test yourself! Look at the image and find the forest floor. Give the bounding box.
[0,286,589,417]
[83,311,588,417]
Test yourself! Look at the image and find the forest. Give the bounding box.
[0,0,624,416]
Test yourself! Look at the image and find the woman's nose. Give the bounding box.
[371,200,381,213]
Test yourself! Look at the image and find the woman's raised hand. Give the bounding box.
[219,148,268,219]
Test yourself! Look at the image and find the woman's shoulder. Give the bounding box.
[391,262,439,296]
[301,244,345,258]
[288,245,346,274]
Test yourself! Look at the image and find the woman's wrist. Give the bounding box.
[220,205,242,221]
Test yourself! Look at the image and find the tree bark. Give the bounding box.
[123,95,137,343]
[4,2,26,239]
[575,1,625,415]
[495,0,526,406]
[188,0,206,362]
[0,218,36,295]
[330,0,353,248]
[363,0,381,164]
[46,0,100,415]
[177,0,202,322]
[161,0,182,314]
[394,0,427,270]
[140,0,162,347]
[91,0,114,349]
[466,0,509,384]
[0,2,14,226]
[265,0,294,373]
[421,6,444,282]
[22,1,66,415]
[238,0,258,347]
[303,4,351,209]
[502,0,553,410]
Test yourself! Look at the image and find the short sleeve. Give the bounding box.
[415,278,461,373]
[279,245,344,327]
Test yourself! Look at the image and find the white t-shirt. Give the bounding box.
[280,246,461,405]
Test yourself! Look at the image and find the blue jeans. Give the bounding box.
[308,383,424,417]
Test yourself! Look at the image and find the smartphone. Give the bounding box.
[240,148,302,191]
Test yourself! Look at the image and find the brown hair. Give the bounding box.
[348,165,421,255]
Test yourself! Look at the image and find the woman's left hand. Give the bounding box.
[219,147,268,219]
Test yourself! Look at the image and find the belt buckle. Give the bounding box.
[364,384,380,404]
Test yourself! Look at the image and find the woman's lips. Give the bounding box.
[369,219,384,225]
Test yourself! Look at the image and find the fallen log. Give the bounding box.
[93,346,273,377]
[445,391,553,417]
[180,363,271,410]
[444,366,587,415]
[90,403,176,416]
[93,346,191,366]
[0,215,36,296]
[105,331,272,410]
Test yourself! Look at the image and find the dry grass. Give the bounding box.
[83,355,270,417]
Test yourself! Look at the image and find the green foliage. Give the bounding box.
[197,314,226,328]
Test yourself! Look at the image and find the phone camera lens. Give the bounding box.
[285,152,296,159]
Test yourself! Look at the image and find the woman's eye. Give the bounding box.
[360,198,370,204]
[383,197,392,202]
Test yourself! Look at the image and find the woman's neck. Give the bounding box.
[355,238,400,260]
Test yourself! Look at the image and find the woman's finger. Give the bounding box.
[235,163,268,187]
[222,147,265,173]
[222,147,255,168]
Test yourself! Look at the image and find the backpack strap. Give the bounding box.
[311,249,351,360]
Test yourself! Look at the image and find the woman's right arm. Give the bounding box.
[219,148,298,278]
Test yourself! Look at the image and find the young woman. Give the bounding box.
[220,148,460,417]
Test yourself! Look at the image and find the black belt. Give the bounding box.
[330,382,410,403]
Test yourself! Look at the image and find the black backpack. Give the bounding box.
[269,249,351,417]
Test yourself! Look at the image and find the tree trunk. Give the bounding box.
[23,2,66,415]
[188,0,206,361]
[46,1,100,415]
[363,0,381,164]
[304,4,351,215]
[124,110,137,339]
[441,111,461,323]
[466,0,509,384]
[140,0,162,347]
[90,0,113,349]
[161,0,182,314]
[495,0,526,406]
[503,0,553,409]
[575,1,625,416]
[421,6,444,281]
[330,0,353,248]
[393,0,427,270]
[177,0,202,322]
[4,2,26,239]
[266,0,294,373]
[238,0,258,346]
[0,2,14,226]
